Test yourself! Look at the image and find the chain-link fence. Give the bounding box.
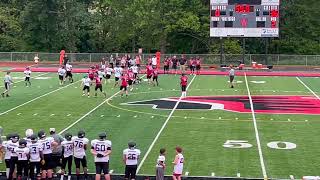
[0,52,319,66]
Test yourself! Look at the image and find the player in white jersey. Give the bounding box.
[28,134,42,180]
[24,67,32,87]
[7,133,19,180]
[156,148,166,180]
[130,64,139,80]
[172,147,184,180]
[24,128,34,147]
[38,130,58,180]
[16,139,30,179]
[123,141,141,180]
[81,75,91,97]
[97,69,105,81]
[2,72,13,98]
[229,65,235,88]
[58,66,67,85]
[113,64,123,87]
[72,130,89,180]
[104,65,113,84]
[65,63,74,83]
[61,133,74,180]
[2,134,13,179]
[91,132,112,180]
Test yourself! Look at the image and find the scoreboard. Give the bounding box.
[210,0,280,37]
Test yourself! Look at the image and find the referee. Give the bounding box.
[229,65,235,88]
[2,72,13,98]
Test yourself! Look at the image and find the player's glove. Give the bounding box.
[96,153,104,158]
[41,160,45,165]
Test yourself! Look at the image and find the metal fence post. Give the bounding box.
[305,55,308,66]
[10,52,13,61]
[89,53,92,63]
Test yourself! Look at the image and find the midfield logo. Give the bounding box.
[123,96,320,115]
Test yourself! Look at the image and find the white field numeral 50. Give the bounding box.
[223,140,297,150]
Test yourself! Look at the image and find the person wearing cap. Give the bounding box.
[7,133,20,180]
[50,128,64,174]
[2,134,14,179]
[15,139,30,180]
[91,132,112,180]
[81,74,91,97]
[180,73,188,98]
[72,130,89,180]
[229,64,235,88]
[123,141,141,180]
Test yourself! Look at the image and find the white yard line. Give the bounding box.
[244,73,267,179]
[296,77,320,99]
[0,80,81,116]
[137,75,197,173]
[59,74,147,134]
[0,72,49,88]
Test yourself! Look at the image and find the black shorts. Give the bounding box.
[5,159,10,168]
[164,65,169,71]
[134,73,138,79]
[25,77,30,81]
[61,156,73,170]
[115,77,120,82]
[196,65,201,70]
[105,74,111,79]
[4,82,10,90]
[83,85,90,92]
[137,64,140,67]
[172,64,177,70]
[147,74,152,79]
[153,76,158,81]
[95,84,103,92]
[42,154,54,170]
[59,75,64,81]
[230,76,235,83]
[181,85,187,92]
[51,154,62,168]
[95,162,109,174]
[66,71,72,78]
[110,63,114,68]
[125,165,137,179]
[128,80,133,86]
[120,86,127,91]
[74,157,87,169]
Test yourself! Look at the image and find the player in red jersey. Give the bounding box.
[88,66,95,81]
[146,63,153,84]
[94,73,107,98]
[127,69,135,91]
[163,57,170,74]
[196,57,201,75]
[120,73,129,97]
[152,68,159,86]
[180,73,188,98]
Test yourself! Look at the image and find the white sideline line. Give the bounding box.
[59,90,121,135]
[296,77,320,99]
[0,80,81,116]
[244,73,267,178]
[137,75,197,173]
[0,73,49,88]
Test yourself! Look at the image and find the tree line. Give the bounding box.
[0,0,319,54]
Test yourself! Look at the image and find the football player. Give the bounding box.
[172,147,184,180]
[94,73,107,98]
[114,64,123,87]
[146,63,153,84]
[104,65,113,84]
[156,148,166,180]
[2,134,13,179]
[123,141,141,180]
[152,68,159,86]
[24,67,32,87]
[81,75,91,98]
[24,129,34,146]
[65,63,74,83]
[7,133,19,180]
[91,132,112,180]
[16,139,30,179]
[61,133,74,180]
[229,65,235,88]
[28,134,42,180]
[196,57,201,75]
[58,66,66,86]
[38,130,58,180]
[120,73,128,98]
[180,73,188,98]
[72,130,89,180]
[127,69,135,91]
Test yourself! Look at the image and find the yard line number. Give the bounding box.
[223,140,296,150]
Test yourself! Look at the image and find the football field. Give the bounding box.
[1,72,320,179]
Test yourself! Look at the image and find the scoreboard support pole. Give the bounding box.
[242,38,246,64]
[265,38,269,65]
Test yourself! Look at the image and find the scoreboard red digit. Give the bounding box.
[210,0,280,37]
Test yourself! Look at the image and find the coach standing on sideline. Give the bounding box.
[50,128,64,174]
[229,65,235,88]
